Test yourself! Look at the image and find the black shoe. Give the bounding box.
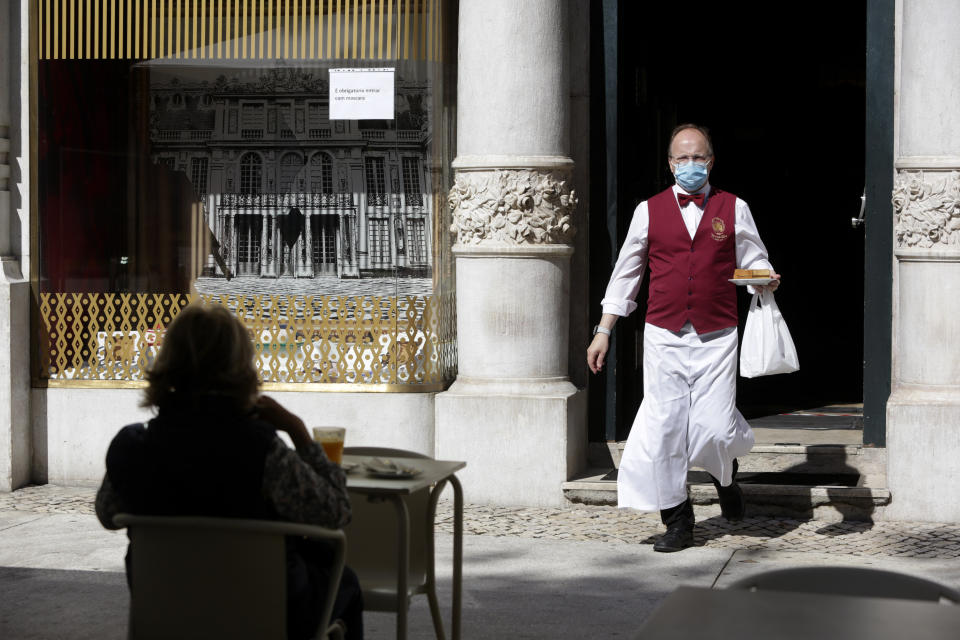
[653,525,694,552]
[656,498,695,552]
[712,459,745,522]
[717,482,745,521]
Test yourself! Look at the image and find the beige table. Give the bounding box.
[635,586,960,639]
[343,454,465,640]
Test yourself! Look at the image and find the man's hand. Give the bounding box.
[587,333,610,374]
[758,272,782,294]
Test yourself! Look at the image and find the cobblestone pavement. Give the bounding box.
[5,485,960,559]
[432,503,960,558]
[0,485,99,516]
[195,275,434,298]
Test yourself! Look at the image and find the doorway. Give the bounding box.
[235,214,263,277]
[591,2,872,443]
[311,216,339,275]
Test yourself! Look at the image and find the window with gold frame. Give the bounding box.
[33,0,457,391]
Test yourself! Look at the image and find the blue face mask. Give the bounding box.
[674,162,709,192]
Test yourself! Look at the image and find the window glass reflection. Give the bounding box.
[36,0,456,388]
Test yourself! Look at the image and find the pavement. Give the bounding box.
[3,485,960,639]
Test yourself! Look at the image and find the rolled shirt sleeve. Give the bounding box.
[735,198,774,272]
[600,202,650,317]
[734,198,775,294]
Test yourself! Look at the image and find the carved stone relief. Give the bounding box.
[448,169,577,245]
[893,170,960,249]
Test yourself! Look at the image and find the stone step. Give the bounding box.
[562,466,891,521]
[743,443,886,487]
[590,441,884,481]
[587,405,871,473]
[575,407,886,519]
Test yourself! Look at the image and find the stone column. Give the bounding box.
[0,0,31,491]
[341,212,359,277]
[226,212,236,274]
[202,194,217,276]
[423,172,434,268]
[336,214,345,278]
[353,164,368,272]
[886,0,960,521]
[303,211,314,277]
[435,0,586,507]
[393,212,404,270]
[260,209,269,276]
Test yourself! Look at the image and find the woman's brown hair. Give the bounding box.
[143,304,259,409]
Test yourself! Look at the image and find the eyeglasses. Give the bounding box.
[670,155,712,166]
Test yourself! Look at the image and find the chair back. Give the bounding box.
[727,566,960,603]
[343,447,433,611]
[115,514,346,640]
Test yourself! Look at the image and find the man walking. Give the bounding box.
[587,124,780,552]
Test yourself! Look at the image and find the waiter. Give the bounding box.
[586,124,780,552]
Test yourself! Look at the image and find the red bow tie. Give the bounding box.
[678,192,706,208]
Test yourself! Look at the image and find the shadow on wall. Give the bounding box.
[29,382,48,486]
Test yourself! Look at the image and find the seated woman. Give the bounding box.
[95,303,363,640]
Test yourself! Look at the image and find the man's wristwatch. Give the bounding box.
[592,325,612,337]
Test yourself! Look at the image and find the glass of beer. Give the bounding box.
[312,427,346,465]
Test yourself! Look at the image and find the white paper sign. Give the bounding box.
[329,67,395,120]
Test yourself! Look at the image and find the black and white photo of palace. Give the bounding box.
[148,65,434,284]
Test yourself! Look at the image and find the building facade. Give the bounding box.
[148,66,433,280]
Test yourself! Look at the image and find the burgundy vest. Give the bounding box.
[645,187,738,334]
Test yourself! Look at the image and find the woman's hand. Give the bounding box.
[254,395,312,452]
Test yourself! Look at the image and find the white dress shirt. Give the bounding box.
[601,183,774,318]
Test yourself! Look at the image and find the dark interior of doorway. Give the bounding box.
[589,2,867,441]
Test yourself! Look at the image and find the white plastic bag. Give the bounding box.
[739,289,799,378]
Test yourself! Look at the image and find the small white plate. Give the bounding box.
[729,278,775,286]
[341,461,359,473]
[363,458,422,479]
[367,468,422,479]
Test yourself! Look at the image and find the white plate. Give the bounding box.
[341,461,359,473]
[363,458,422,479]
[729,278,775,286]
[366,468,422,479]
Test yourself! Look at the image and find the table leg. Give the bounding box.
[389,495,410,640]
[426,480,448,640]
[449,475,463,640]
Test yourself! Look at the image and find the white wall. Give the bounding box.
[37,387,436,486]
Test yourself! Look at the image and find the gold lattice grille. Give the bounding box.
[38,292,457,389]
[37,0,445,61]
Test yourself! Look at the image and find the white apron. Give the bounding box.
[617,322,754,511]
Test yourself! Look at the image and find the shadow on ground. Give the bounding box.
[0,536,731,640]
[0,566,129,640]
[651,445,878,547]
[365,536,731,639]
